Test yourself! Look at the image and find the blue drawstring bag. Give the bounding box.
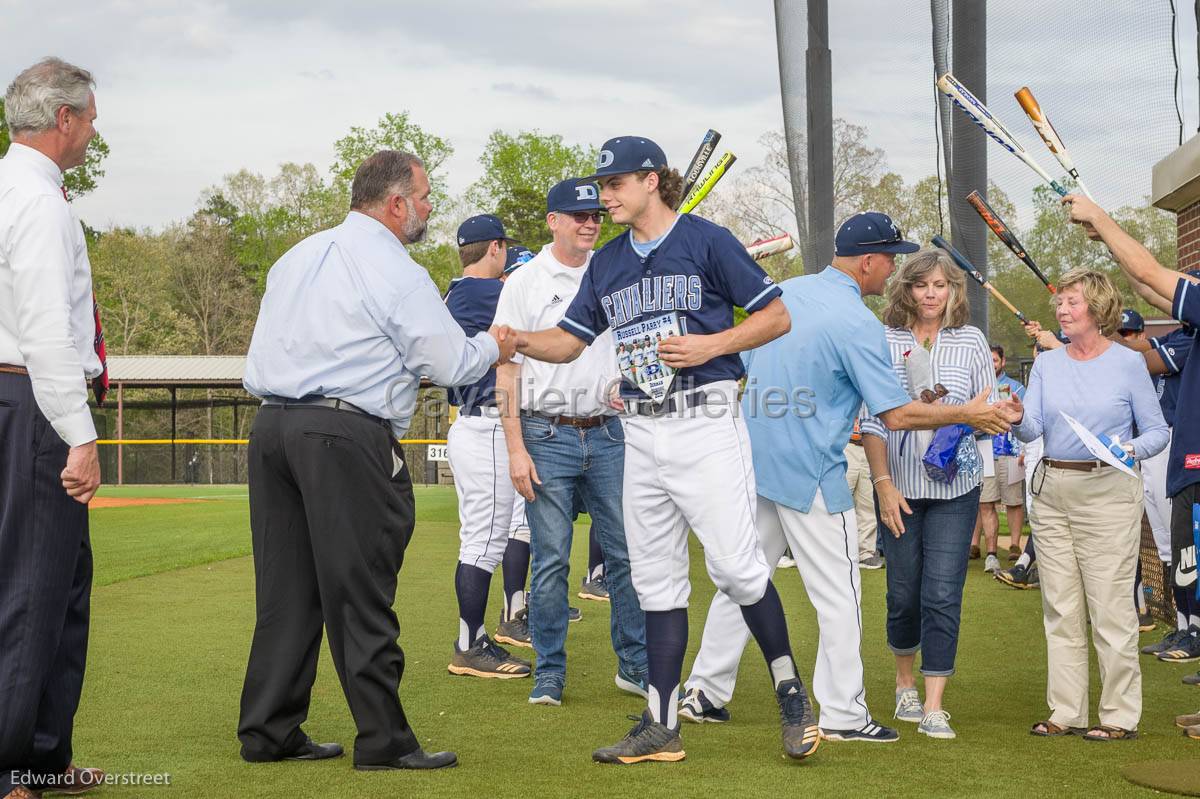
[922,424,979,484]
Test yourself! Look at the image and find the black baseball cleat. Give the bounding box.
[1142,628,1189,655]
[995,563,1038,589]
[1157,627,1200,663]
[1183,671,1200,686]
[592,711,685,764]
[821,720,900,743]
[355,748,457,770]
[495,607,532,649]
[678,687,731,723]
[776,678,821,760]
[448,634,531,678]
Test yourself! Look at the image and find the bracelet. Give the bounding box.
[871,475,893,486]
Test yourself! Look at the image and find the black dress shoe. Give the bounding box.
[355,748,458,770]
[283,740,344,761]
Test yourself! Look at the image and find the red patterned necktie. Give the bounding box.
[62,184,109,406]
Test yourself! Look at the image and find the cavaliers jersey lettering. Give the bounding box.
[601,275,703,327]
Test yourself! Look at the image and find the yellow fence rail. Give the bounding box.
[97,439,448,445]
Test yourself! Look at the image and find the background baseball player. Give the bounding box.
[512,137,820,765]
[443,214,530,679]
[680,212,1009,744]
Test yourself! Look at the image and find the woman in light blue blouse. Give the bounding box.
[1010,267,1168,742]
[862,248,995,741]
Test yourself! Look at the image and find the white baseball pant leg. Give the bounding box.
[447,413,515,572]
[1141,430,1172,562]
[620,381,771,611]
[688,491,870,730]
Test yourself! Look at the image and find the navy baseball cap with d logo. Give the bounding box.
[1118,308,1144,333]
[579,136,668,182]
[546,178,604,213]
[457,214,511,246]
[835,211,920,256]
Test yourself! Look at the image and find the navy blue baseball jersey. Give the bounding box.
[1151,328,1193,427]
[444,276,502,412]
[1167,279,1200,497]
[558,214,781,399]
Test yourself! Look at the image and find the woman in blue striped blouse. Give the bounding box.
[861,247,996,741]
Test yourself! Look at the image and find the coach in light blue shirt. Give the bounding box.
[684,213,1009,741]
[238,151,514,773]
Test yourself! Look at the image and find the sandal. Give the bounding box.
[1030,720,1083,737]
[1082,725,1138,741]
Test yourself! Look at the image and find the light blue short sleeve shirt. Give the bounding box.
[742,267,910,514]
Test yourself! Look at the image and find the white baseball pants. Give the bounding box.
[687,490,871,730]
[447,412,515,572]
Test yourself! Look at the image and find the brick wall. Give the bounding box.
[1179,199,1200,272]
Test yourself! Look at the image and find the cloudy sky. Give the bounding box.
[3,0,1195,231]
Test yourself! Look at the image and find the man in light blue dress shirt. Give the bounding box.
[682,213,1009,741]
[238,150,515,772]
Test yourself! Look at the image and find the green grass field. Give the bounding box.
[77,484,1197,797]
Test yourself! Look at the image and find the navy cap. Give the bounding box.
[504,245,534,274]
[1118,308,1144,333]
[835,212,920,256]
[1187,268,1200,279]
[579,136,667,182]
[457,214,510,246]
[547,178,604,213]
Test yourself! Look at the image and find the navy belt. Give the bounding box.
[627,389,710,417]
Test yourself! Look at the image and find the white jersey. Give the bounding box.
[494,244,618,416]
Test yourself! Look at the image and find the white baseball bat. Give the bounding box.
[936,73,1068,197]
[1014,87,1094,200]
[744,233,793,261]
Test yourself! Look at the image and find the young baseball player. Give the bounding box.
[510,137,819,764]
[443,214,530,680]
[680,212,1010,743]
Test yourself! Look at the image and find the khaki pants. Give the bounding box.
[844,442,877,559]
[1029,463,1143,730]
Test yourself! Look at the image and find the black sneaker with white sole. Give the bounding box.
[821,720,900,743]
[678,687,731,723]
[1158,627,1200,663]
[776,678,821,759]
[1143,628,1189,655]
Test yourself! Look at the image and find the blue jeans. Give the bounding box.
[877,486,980,677]
[522,414,647,684]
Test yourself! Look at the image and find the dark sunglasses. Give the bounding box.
[566,211,603,224]
[857,226,905,246]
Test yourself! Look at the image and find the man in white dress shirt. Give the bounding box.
[238,150,516,772]
[0,58,106,799]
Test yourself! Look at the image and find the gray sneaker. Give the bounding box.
[859,554,885,570]
[776,678,821,759]
[592,710,685,764]
[983,554,1001,574]
[447,635,530,679]
[894,688,924,723]
[495,608,531,649]
[918,709,956,739]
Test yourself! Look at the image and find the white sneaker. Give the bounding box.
[983,554,1001,574]
[917,709,956,739]
[778,555,796,568]
[894,688,924,723]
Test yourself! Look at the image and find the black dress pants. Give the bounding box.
[237,404,419,765]
[0,374,92,795]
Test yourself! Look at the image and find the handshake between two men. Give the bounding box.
[486,324,1023,436]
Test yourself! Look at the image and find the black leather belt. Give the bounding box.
[261,396,383,424]
[627,389,711,417]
